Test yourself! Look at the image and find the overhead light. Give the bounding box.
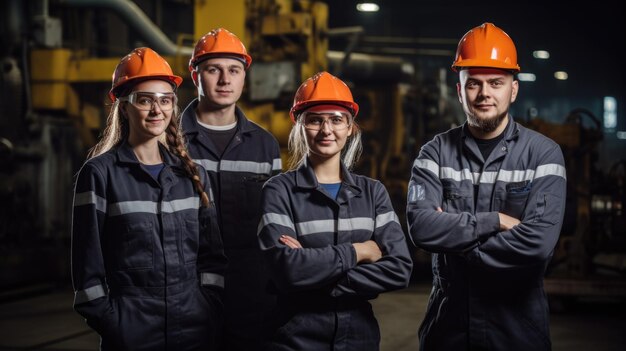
[554,71,568,80]
[356,3,380,12]
[533,50,550,59]
[517,73,536,82]
[604,96,617,129]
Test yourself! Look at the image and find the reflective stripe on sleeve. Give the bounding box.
[535,163,566,180]
[208,188,215,203]
[257,212,295,235]
[414,158,439,177]
[194,159,219,173]
[201,273,224,288]
[74,191,106,213]
[375,211,399,228]
[74,284,106,305]
[272,158,282,171]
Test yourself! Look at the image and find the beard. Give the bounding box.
[467,111,507,133]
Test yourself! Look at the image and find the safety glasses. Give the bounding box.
[118,92,177,112]
[302,111,352,131]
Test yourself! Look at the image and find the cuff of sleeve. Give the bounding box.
[330,244,355,297]
[336,242,357,271]
[475,212,499,241]
[330,275,352,297]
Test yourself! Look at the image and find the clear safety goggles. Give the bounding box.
[301,111,352,131]
[118,92,177,112]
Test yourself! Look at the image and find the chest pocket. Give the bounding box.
[498,180,532,219]
[442,182,472,214]
[120,221,154,270]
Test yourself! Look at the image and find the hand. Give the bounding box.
[353,240,382,264]
[279,235,303,249]
[498,213,521,231]
[436,207,443,212]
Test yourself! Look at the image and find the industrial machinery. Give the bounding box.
[520,109,626,305]
[5,1,620,300]
[0,0,430,291]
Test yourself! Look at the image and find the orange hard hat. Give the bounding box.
[189,28,252,71]
[290,72,359,123]
[109,47,182,101]
[451,22,520,72]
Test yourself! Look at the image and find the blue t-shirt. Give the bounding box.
[142,163,165,180]
[320,182,342,200]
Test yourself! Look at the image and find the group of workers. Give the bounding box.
[71,22,566,351]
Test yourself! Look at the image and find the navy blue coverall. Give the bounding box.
[258,159,413,351]
[71,142,226,351]
[406,118,566,350]
[181,100,282,349]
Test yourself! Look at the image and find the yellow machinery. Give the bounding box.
[28,0,331,163]
[26,0,418,171]
[1,0,421,288]
[6,0,624,296]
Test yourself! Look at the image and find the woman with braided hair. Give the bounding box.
[71,47,227,350]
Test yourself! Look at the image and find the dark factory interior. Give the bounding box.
[0,0,624,350]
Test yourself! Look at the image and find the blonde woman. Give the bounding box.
[257,72,412,351]
[71,47,226,350]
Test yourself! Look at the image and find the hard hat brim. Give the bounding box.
[452,60,520,73]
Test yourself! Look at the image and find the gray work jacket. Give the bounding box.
[407,117,566,350]
[181,100,282,348]
[258,159,412,351]
[71,142,226,351]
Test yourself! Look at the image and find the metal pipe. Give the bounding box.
[59,0,193,56]
[327,26,364,37]
[327,51,415,83]
[361,36,457,45]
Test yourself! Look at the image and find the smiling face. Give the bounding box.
[120,79,175,145]
[301,105,353,163]
[193,57,246,111]
[457,67,518,136]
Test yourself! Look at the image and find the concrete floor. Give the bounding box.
[0,283,624,350]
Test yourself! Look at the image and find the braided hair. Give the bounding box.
[164,111,211,208]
